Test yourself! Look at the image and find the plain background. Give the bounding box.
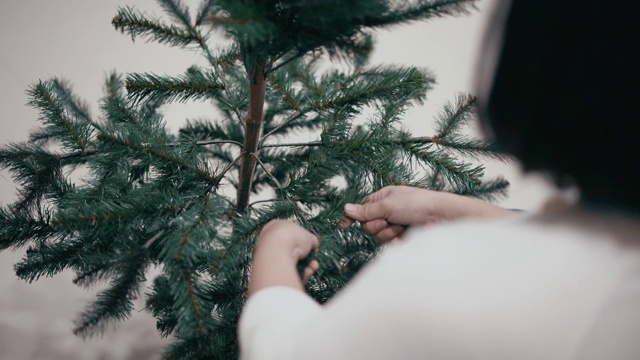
[0,1,558,359]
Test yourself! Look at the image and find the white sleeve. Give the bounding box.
[238,218,618,360]
[237,237,433,360]
[238,286,321,360]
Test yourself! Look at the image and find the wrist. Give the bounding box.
[455,194,512,219]
[248,244,304,296]
[432,191,511,221]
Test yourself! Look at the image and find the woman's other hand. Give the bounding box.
[340,186,513,243]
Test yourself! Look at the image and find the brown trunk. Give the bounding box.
[236,63,267,213]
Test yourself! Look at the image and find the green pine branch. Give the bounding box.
[423,168,446,191]
[363,0,476,28]
[125,67,226,105]
[0,207,54,251]
[433,92,476,139]
[455,176,510,201]
[434,137,511,161]
[72,255,127,289]
[51,78,94,123]
[195,0,217,26]
[145,275,179,337]
[158,196,225,337]
[267,72,301,111]
[96,131,218,186]
[104,72,126,99]
[314,67,433,113]
[0,143,68,210]
[158,0,193,28]
[73,252,147,337]
[15,239,85,283]
[27,81,94,151]
[402,142,484,190]
[112,6,200,47]
[52,195,160,228]
[208,45,242,69]
[207,2,278,47]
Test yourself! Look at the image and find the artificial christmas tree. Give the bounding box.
[0,0,509,358]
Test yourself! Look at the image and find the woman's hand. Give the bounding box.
[247,220,320,297]
[340,186,513,243]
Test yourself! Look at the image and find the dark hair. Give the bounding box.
[478,1,639,211]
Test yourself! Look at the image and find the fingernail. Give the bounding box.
[345,204,357,213]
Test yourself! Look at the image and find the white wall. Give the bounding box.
[0,1,557,359]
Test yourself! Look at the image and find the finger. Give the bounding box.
[341,188,393,228]
[344,201,389,222]
[310,234,320,252]
[362,219,388,235]
[372,224,405,244]
[302,260,320,284]
[309,259,320,272]
[302,267,314,284]
[339,216,355,229]
[363,187,391,204]
[293,234,320,261]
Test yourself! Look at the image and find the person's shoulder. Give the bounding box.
[358,209,636,358]
[399,207,626,262]
[373,207,635,318]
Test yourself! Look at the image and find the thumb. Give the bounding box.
[344,202,388,222]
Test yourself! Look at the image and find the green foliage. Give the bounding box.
[126,67,226,105]
[113,6,201,47]
[0,0,509,359]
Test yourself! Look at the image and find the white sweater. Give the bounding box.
[238,206,640,359]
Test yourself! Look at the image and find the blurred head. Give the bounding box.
[476,1,639,212]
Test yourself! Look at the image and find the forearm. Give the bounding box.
[441,192,515,221]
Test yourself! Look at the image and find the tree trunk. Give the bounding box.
[236,63,267,213]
